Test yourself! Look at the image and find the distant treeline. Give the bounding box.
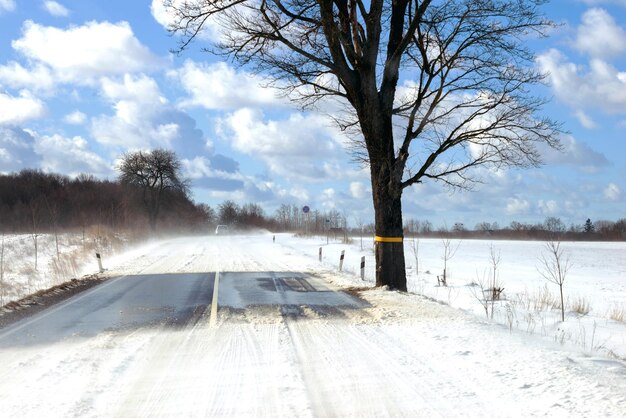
[0,170,208,234]
[1,170,624,241]
[402,217,626,241]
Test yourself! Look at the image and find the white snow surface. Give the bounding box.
[0,233,625,417]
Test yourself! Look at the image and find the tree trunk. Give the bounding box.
[371,171,407,291]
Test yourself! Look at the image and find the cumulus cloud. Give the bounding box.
[0,90,46,125]
[575,8,626,58]
[182,156,245,191]
[91,73,212,163]
[574,110,597,129]
[219,108,346,182]
[150,0,221,41]
[0,0,15,13]
[92,74,175,149]
[506,198,530,215]
[169,60,281,110]
[0,62,55,92]
[537,49,626,114]
[33,133,112,176]
[0,127,37,172]
[604,182,621,200]
[350,181,367,199]
[43,1,69,17]
[538,199,559,216]
[0,127,111,176]
[541,135,610,173]
[6,20,162,87]
[63,110,86,125]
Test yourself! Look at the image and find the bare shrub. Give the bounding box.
[608,304,626,323]
[514,285,560,312]
[470,244,504,319]
[570,297,591,316]
[51,252,81,284]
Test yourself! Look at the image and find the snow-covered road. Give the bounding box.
[0,234,625,417]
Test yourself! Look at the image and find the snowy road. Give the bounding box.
[0,234,625,417]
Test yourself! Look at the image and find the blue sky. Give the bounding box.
[0,0,624,228]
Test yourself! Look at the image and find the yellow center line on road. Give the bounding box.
[209,270,220,327]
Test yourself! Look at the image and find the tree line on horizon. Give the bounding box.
[0,169,207,235]
[0,169,624,241]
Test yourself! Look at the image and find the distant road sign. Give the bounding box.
[303,205,310,213]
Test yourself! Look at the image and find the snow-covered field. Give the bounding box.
[0,230,124,306]
[0,232,625,416]
[284,234,626,359]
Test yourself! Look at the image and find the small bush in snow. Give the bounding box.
[570,297,591,316]
[608,304,626,323]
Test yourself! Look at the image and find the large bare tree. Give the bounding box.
[164,0,561,290]
[118,149,189,232]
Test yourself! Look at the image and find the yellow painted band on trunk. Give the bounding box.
[374,236,403,243]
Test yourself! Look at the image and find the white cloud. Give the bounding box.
[575,8,626,58]
[0,62,55,92]
[537,49,626,114]
[183,156,241,179]
[33,133,112,176]
[150,0,221,41]
[10,20,163,85]
[541,135,609,173]
[169,60,281,110]
[0,127,37,171]
[538,199,559,216]
[92,74,172,148]
[100,73,165,103]
[91,74,208,155]
[506,198,530,215]
[63,110,86,125]
[43,1,69,17]
[350,181,367,199]
[0,0,15,13]
[0,90,46,125]
[604,183,621,200]
[574,110,597,129]
[219,108,347,182]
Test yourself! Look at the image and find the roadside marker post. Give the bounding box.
[210,271,220,327]
[360,256,365,280]
[339,250,345,271]
[95,253,104,273]
[319,247,322,262]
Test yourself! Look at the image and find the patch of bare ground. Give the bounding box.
[0,274,110,329]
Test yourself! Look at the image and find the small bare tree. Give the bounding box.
[439,239,460,286]
[355,217,365,250]
[45,197,61,260]
[538,240,571,322]
[29,199,41,270]
[410,238,420,276]
[471,244,503,319]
